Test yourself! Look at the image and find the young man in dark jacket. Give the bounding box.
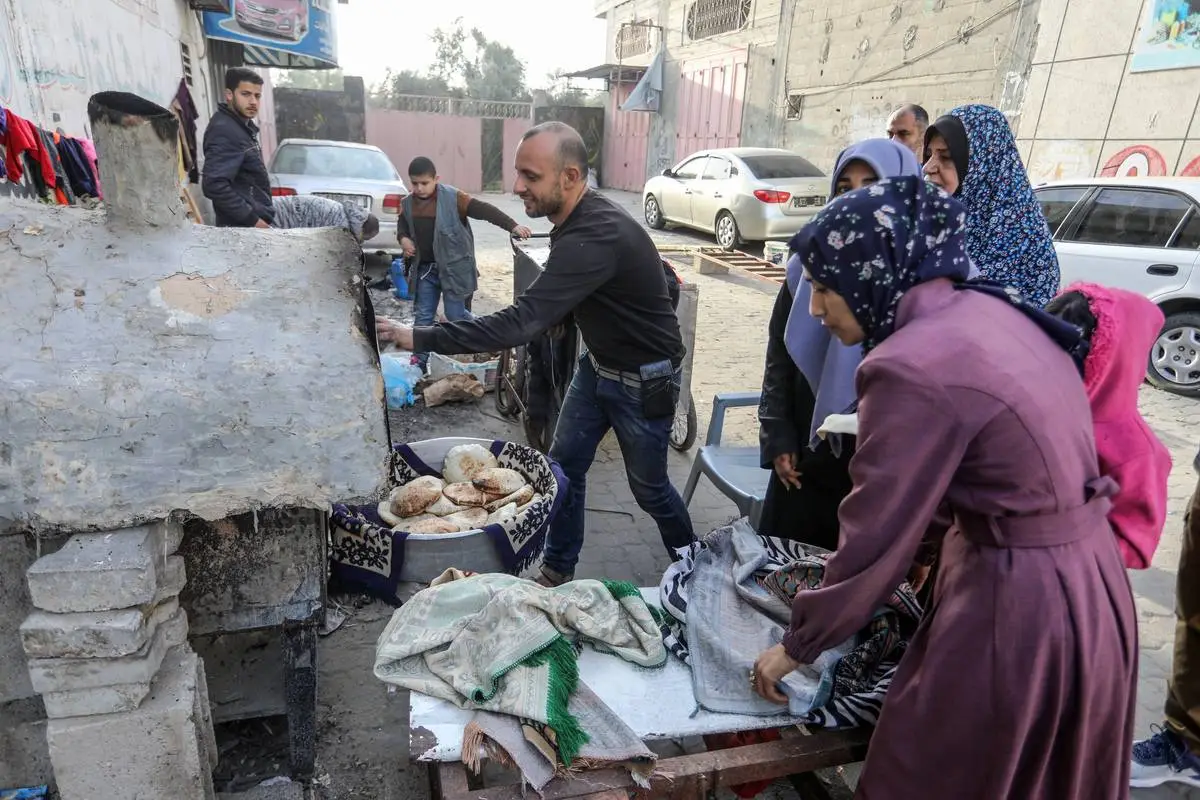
[202,68,274,228]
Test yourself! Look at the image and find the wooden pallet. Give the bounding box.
[659,246,787,288]
[428,726,869,800]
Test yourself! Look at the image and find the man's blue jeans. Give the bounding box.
[543,357,696,575]
[413,263,472,367]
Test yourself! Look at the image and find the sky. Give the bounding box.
[333,0,608,91]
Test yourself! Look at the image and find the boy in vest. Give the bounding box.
[398,157,531,368]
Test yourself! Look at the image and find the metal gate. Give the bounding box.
[602,83,651,191]
[676,54,747,156]
[534,106,605,185]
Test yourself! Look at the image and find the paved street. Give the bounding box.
[360,189,1200,799]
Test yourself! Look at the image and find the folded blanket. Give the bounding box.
[659,520,920,728]
[375,571,666,763]
[463,680,656,796]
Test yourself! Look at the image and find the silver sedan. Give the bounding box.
[642,147,827,250]
[268,138,409,254]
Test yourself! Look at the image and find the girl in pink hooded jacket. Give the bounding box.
[1047,282,1173,568]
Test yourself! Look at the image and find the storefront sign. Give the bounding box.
[203,0,338,69]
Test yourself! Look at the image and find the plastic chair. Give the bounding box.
[682,392,771,528]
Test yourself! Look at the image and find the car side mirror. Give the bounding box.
[662,168,674,178]
[729,167,739,176]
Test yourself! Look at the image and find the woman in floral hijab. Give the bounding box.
[751,177,1136,800]
[924,103,1061,307]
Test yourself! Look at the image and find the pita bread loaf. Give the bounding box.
[443,444,498,484]
[426,494,466,517]
[390,476,445,518]
[517,493,542,514]
[486,503,518,526]
[405,517,462,535]
[471,467,527,496]
[443,482,493,507]
[444,507,488,530]
[484,485,535,513]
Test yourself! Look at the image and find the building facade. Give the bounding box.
[0,0,216,140]
[590,0,1200,188]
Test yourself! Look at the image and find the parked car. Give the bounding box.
[267,138,408,254]
[235,0,309,42]
[1034,177,1200,397]
[642,147,826,250]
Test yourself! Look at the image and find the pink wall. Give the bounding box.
[366,108,484,193]
[676,55,746,157]
[603,84,651,192]
[501,118,527,195]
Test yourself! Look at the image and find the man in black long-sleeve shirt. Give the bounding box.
[377,121,696,584]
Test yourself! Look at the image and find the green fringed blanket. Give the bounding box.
[374,572,666,764]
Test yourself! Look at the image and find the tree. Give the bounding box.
[370,68,455,107]
[273,68,345,92]
[369,20,531,108]
[541,70,606,108]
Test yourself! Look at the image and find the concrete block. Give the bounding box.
[21,596,181,660]
[42,680,154,719]
[48,645,216,800]
[28,606,187,694]
[217,781,304,800]
[27,527,161,613]
[0,532,38,704]
[194,649,218,771]
[0,697,53,790]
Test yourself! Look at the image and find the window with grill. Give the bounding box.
[616,23,652,59]
[686,0,752,40]
[180,43,194,87]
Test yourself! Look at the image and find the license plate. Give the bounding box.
[315,193,371,211]
[791,195,825,208]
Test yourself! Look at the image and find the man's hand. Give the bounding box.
[511,225,533,240]
[772,453,803,491]
[400,237,416,258]
[376,318,414,350]
[254,219,270,229]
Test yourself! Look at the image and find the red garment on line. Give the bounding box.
[2,112,57,188]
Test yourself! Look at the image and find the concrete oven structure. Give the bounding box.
[0,92,390,797]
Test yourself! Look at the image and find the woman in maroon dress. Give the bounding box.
[752,177,1137,799]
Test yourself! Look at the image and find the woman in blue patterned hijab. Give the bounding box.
[923,104,1061,307]
[795,176,1085,360]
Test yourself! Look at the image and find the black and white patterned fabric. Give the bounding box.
[329,440,567,601]
[659,532,919,729]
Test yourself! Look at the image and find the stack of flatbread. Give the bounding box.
[378,444,542,534]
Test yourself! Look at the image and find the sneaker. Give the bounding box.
[1131,725,1200,788]
[534,565,573,588]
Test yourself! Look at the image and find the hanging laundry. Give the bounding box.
[77,138,102,199]
[0,107,7,181]
[56,135,96,198]
[171,79,200,184]
[40,129,75,205]
[2,111,48,186]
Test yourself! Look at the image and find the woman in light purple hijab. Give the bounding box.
[757,139,921,549]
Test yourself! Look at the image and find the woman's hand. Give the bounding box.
[751,644,800,704]
[773,453,803,490]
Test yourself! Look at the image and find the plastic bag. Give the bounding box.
[390,258,411,300]
[381,352,423,409]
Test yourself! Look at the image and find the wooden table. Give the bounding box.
[409,591,870,799]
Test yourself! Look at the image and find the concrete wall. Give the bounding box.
[0,0,214,138]
[599,0,786,183]
[1018,0,1200,182]
[781,0,1039,171]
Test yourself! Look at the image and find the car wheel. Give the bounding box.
[715,211,740,251]
[1148,312,1200,397]
[644,195,665,229]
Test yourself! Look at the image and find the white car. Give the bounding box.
[268,138,408,255]
[642,148,827,250]
[1034,177,1200,397]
